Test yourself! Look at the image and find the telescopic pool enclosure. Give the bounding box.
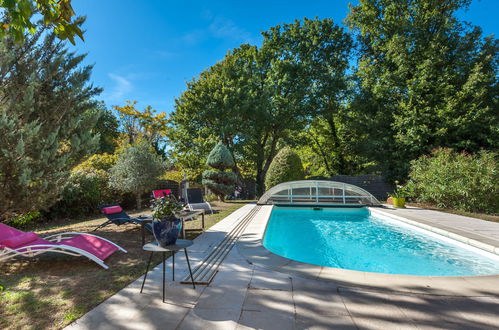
[258,180,380,206]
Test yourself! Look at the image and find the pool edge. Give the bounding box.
[237,205,499,297]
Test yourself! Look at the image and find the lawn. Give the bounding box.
[0,201,249,330]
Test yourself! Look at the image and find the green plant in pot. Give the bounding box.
[389,181,410,208]
[151,196,183,246]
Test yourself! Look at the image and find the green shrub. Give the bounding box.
[8,211,42,229]
[407,148,498,214]
[49,153,120,218]
[265,147,305,190]
[202,142,237,201]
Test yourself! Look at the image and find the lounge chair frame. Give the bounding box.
[0,232,127,269]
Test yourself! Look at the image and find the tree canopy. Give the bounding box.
[0,0,83,44]
[0,29,101,219]
[170,18,354,194]
[346,0,499,179]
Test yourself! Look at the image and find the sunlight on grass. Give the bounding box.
[0,201,251,329]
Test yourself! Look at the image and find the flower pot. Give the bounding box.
[152,217,182,247]
[392,197,406,208]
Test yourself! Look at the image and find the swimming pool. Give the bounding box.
[263,207,499,276]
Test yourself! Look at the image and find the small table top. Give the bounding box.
[143,239,193,252]
[139,210,204,224]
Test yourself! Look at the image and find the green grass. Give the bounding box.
[0,201,250,330]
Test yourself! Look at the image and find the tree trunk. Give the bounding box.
[136,192,142,210]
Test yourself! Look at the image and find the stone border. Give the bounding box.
[237,205,499,296]
[370,207,499,255]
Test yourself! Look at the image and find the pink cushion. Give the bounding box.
[101,206,123,214]
[0,223,23,242]
[61,235,118,260]
[1,232,38,248]
[153,190,172,198]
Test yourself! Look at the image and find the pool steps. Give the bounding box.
[181,205,261,285]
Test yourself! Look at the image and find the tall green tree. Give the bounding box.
[93,103,119,154]
[347,0,499,179]
[0,30,102,220]
[170,18,354,194]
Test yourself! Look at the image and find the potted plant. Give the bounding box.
[388,181,410,208]
[151,195,183,246]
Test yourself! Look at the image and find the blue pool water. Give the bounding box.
[263,207,499,276]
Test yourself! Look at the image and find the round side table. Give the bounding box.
[140,239,196,303]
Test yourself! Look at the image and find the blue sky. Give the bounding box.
[71,0,498,114]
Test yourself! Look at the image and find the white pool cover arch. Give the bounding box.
[258,180,380,206]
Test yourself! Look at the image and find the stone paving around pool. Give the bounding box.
[67,204,499,330]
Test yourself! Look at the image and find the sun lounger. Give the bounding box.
[186,188,213,214]
[95,204,152,232]
[0,223,126,269]
[152,189,172,199]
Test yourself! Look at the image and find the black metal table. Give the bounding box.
[140,239,196,303]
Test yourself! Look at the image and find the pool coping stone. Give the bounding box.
[236,205,499,297]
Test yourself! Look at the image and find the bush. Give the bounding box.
[49,153,120,218]
[8,211,42,229]
[407,148,498,214]
[265,147,305,189]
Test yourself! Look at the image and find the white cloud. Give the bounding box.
[179,12,254,46]
[106,73,133,101]
[209,16,253,43]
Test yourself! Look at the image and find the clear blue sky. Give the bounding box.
[71,0,498,114]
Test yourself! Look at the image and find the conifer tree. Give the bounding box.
[202,142,237,201]
[0,30,102,220]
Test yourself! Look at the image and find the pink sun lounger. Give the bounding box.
[0,223,126,269]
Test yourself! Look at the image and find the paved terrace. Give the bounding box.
[67,204,499,330]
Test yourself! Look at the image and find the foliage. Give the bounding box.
[8,211,41,228]
[407,148,498,213]
[151,195,182,220]
[50,169,107,218]
[202,142,237,201]
[388,181,411,199]
[73,153,117,172]
[0,0,83,44]
[108,141,166,209]
[264,147,305,189]
[160,170,184,183]
[170,18,353,194]
[206,141,236,170]
[113,100,169,156]
[92,104,120,154]
[50,153,118,217]
[0,30,101,221]
[347,0,499,180]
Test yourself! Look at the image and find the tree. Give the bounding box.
[0,0,83,44]
[264,147,304,189]
[108,141,166,209]
[93,103,119,154]
[113,100,169,157]
[347,0,499,180]
[0,30,101,220]
[170,18,353,194]
[202,142,237,201]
